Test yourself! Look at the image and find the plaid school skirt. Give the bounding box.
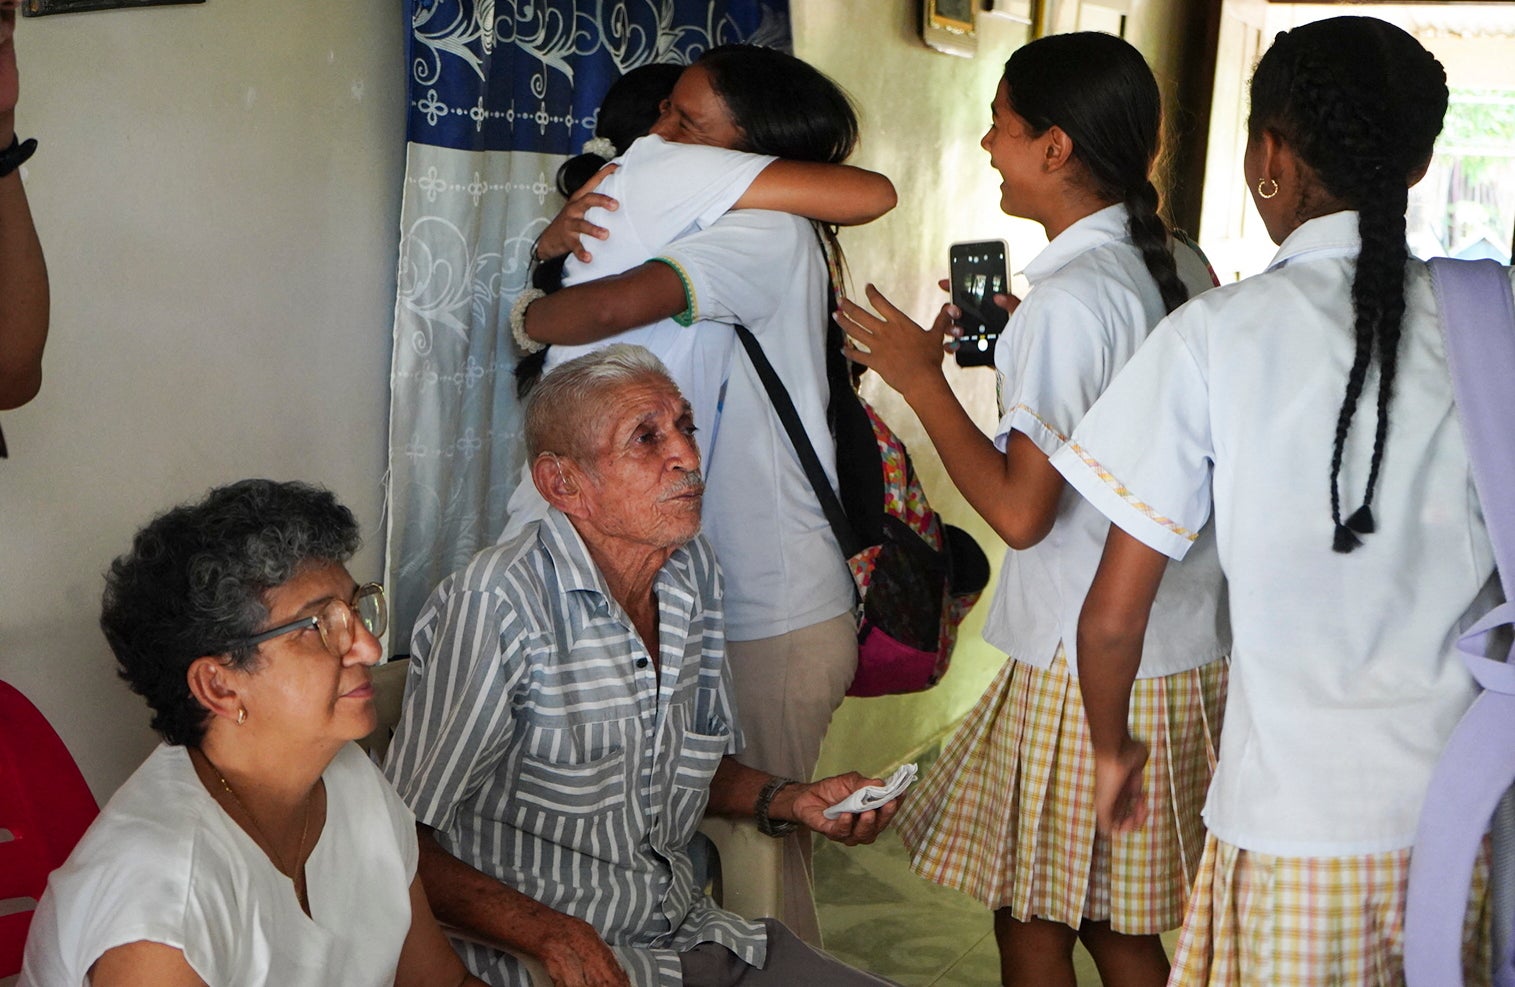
[898,647,1227,934]
[1168,834,1491,987]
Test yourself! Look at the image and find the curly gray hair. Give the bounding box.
[100,478,361,746]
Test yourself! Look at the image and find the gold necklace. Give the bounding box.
[195,747,313,911]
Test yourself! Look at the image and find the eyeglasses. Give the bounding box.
[229,583,387,659]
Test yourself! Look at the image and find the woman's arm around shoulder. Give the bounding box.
[87,941,207,987]
[735,160,896,226]
[524,260,687,347]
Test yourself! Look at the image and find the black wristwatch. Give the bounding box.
[0,135,38,178]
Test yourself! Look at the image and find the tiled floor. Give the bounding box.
[813,831,1107,986]
[811,743,1175,986]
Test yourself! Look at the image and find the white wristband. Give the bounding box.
[510,288,548,354]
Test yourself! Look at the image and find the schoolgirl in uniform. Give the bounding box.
[501,57,894,546]
[1054,17,1498,985]
[835,32,1228,987]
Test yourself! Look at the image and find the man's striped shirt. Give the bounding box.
[384,510,765,986]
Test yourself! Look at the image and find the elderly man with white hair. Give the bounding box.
[384,345,900,987]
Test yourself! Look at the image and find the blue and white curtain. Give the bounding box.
[386,1,790,647]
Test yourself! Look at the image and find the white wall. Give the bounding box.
[0,0,404,800]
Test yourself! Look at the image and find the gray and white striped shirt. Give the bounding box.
[384,510,766,987]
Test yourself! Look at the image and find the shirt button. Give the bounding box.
[636,657,649,669]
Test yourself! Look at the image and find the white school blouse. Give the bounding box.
[501,137,774,546]
[979,203,1229,679]
[21,743,418,987]
[657,210,855,641]
[547,134,774,453]
[1052,211,1501,855]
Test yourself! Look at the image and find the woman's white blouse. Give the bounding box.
[21,743,418,987]
[980,202,1229,679]
[1053,211,1502,855]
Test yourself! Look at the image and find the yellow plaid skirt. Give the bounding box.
[1169,834,1491,987]
[898,648,1227,934]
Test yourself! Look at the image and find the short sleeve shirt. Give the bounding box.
[1052,211,1499,855]
[546,136,775,457]
[980,203,1229,678]
[21,743,417,987]
[384,509,765,987]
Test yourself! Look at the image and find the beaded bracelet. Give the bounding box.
[510,288,548,354]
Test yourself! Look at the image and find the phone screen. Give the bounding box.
[949,240,1010,367]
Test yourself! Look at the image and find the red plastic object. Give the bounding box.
[0,680,100,976]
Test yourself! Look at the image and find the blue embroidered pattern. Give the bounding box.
[406,0,792,153]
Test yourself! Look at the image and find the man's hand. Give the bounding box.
[1092,734,1149,836]
[779,773,900,846]
[533,916,630,987]
[536,164,618,265]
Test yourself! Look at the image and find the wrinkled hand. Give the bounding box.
[1,0,21,137]
[534,916,630,987]
[536,164,619,265]
[834,283,954,398]
[1093,735,1149,836]
[788,772,900,846]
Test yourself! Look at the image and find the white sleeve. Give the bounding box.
[656,211,805,329]
[1050,316,1216,560]
[598,136,775,249]
[993,285,1114,457]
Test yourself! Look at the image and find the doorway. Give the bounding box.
[1197,1,1515,281]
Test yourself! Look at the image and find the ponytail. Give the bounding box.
[1002,33,1188,316]
[1124,180,1189,315]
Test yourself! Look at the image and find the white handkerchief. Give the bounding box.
[823,762,918,819]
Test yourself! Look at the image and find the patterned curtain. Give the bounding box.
[386,1,791,648]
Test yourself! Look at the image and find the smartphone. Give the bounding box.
[949,239,1010,367]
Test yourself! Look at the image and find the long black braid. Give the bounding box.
[1004,32,1190,316]
[1248,18,1447,552]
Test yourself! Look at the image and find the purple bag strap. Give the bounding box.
[1405,257,1515,987]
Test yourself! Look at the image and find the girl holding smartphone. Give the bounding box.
[836,32,1226,987]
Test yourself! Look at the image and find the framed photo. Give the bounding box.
[1032,0,1129,38]
[922,0,977,58]
[24,0,202,16]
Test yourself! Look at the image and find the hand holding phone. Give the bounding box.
[949,239,1010,367]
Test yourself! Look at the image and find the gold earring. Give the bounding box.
[1257,177,1280,200]
[236,706,247,726]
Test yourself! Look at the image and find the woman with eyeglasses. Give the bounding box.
[20,479,486,987]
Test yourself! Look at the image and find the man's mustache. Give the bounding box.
[665,470,705,497]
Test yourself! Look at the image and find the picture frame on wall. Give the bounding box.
[23,0,202,16]
[921,0,978,57]
[1032,0,1129,38]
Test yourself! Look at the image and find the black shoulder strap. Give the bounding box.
[732,323,863,560]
